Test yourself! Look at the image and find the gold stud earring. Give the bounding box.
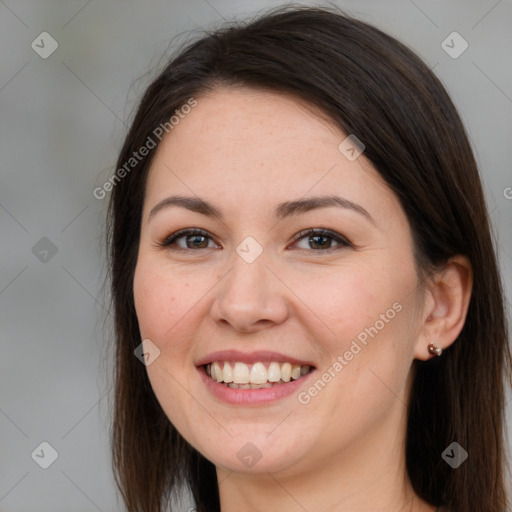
[428,342,443,356]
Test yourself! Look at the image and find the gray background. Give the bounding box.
[1,0,511,510]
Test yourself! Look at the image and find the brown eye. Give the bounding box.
[161,229,219,251]
[182,234,210,249]
[292,228,352,252]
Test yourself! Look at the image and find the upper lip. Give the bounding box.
[195,350,316,367]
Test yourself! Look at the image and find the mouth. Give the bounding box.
[195,350,317,405]
[203,360,315,389]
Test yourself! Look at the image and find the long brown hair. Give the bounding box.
[106,5,512,511]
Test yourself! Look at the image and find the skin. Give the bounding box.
[133,87,473,512]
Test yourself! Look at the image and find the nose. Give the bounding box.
[210,248,289,333]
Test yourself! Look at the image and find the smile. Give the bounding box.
[198,360,316,405]
[205,361,313,389]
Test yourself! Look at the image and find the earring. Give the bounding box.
[428,342,443,356]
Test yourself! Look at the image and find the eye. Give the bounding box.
[160,228,220,251]
[290,228,352,252]
[159,227,352,253]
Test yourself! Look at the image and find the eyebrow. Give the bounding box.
[148,194,375,224]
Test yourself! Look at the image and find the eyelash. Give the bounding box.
[159,228,353,253]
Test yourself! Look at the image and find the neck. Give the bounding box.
[215,399,436,512]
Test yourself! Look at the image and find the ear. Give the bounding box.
[414,255,473,361]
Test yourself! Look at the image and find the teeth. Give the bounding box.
[281,362,292,382]
[291,364,301,380]
[223,362,233,383]
[230,380,283,389]
[233,362,250,384]
[213,361,223,383]
[250,362,268,384]
[267,362,281,382]
[205,361,312,385]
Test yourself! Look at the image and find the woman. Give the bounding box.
[106,5,511,512]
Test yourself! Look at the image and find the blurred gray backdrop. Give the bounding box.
[1,0,511,510]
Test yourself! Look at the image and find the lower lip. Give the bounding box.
[197,365,316,406]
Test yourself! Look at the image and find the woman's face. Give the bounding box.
[133,87,427,475]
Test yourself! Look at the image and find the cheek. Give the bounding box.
[292,256,419,379]
[133,259,197,347]
[292,261,394,339]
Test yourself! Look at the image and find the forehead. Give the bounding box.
[144,87,400,223]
